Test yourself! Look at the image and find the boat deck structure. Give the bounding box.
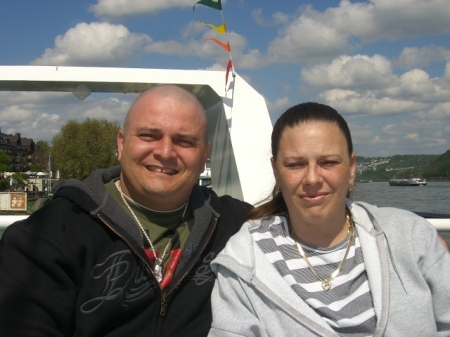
[0,65,448,239]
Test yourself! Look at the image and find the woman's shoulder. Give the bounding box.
[350,200,426,221]
[350,200,436,237]
[247,213,287,232]
[219,214,287,255]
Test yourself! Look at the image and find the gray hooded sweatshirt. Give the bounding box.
[208,200,450,337]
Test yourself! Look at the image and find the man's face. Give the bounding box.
[117,91,210,210]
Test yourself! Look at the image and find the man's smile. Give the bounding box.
[146,166,178,175]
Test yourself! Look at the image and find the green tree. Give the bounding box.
[34,140,51,172]
[423,150,450,178]
[0,149,10,172]
[52,118,120,180]
[30,164,43,172]
[11,172,27,189]
[36,140,50,152]
[0,149,10,191]
[0,179,8,191]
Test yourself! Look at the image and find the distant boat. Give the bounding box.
[412,178,427,186]
[388,178,426,186]
[360,179,373,183]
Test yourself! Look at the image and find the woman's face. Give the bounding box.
[271,121,356,227]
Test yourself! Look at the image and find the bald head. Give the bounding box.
[123,85,207,140]
[117,83,211,210]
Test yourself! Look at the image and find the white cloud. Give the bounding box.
[145,29,269,70]
[266,0,450,64]
[384,118,443,135]
[31,22,150,66]
[385,68,450,102]
[320,89,427,117]
[361,0,450,41]
[182,20,209,38]
[203,63,226,71]
[358,117,449,155]
[0,105,34,124]
[89,0,197,19]
[349,123,400,156]
[404,133,419,140]
[445,62,450,80]
[301,54,394,90]
[251,8,290,26]
[317,0,450,42]
[32,113,60,129]
[396,46,450,69]
[301,53,450,119]
[417,102,450,119]
[0,102,62,143]
[397,69,434,97]
[265,96,291,113]
[268,13,349,63]
[0,92,132,143]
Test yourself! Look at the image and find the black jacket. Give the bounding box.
[0,166,251,337]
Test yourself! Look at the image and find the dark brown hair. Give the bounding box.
[247,102,353,220]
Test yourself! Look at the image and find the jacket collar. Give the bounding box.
[211,218,337,335]
[52,166,221,263]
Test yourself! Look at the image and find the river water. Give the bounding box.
[352,181,450,214]
[352,181,450,246]
[1,182,449,243]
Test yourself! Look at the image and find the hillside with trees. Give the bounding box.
[356,153,448,181]
[422,150,450,179]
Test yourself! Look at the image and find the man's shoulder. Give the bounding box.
[217,194,253,211]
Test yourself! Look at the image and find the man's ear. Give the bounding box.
[203,142,211,166]
[117,130,124,162]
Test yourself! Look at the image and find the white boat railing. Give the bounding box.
[1,214,450,231]
[0,215,29,230]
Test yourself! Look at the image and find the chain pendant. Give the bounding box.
[153,258,163,282]
[322,280,331,291]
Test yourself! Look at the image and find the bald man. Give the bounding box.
[0,85,252,336]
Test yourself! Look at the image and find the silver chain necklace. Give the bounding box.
[115,180,188,282]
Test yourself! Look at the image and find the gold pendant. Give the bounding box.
[322,280,331,291]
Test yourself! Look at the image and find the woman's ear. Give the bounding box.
[349,153,357,185]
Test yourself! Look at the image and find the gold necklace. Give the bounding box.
[115,180,188,282]
[288,211,354,291]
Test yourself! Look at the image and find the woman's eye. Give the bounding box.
[286,162,304,168]
[322,161,338,167]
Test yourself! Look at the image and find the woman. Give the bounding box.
[208,102,450,337]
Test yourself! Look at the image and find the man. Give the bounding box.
[0,85,251,336]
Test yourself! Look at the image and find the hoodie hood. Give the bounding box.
[52,166,144,249]
[212,200,386,278]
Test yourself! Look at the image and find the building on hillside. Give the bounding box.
[0,130,44,172]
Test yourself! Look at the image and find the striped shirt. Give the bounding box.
[250,215,377,337]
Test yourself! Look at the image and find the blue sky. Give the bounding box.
[1,0,450,157]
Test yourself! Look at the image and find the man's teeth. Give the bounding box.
[149,167,175,174]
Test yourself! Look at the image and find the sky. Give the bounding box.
[0,0,450,157]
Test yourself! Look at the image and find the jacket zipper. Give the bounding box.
[96,214,161,291]
[159,217,219,316]
[98,213,219,318]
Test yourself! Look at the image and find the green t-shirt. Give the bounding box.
[105,179,191,271]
